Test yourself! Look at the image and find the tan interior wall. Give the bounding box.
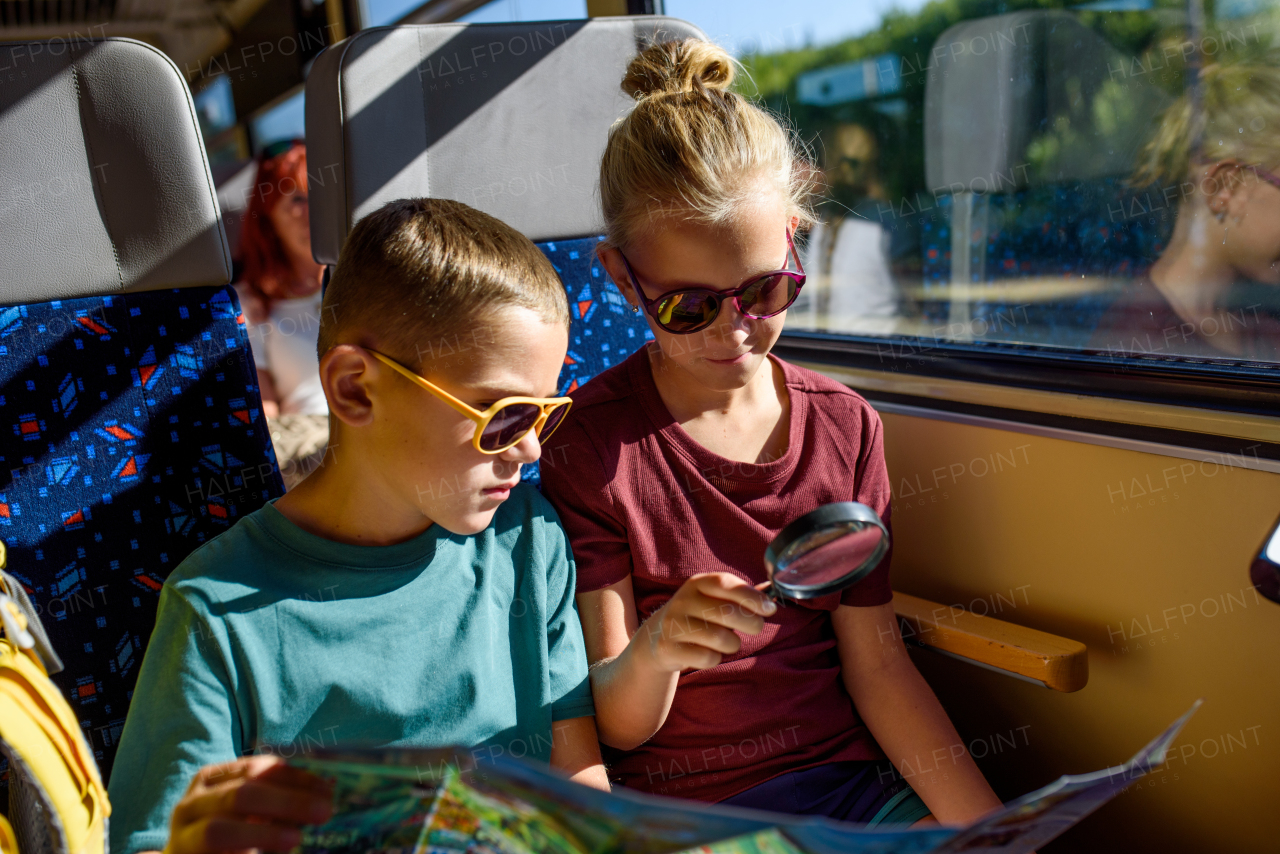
[878,411,1280,854]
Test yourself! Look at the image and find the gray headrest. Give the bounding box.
[305,16,707,264]
[0,38,231,305]
[924,11,1170,193]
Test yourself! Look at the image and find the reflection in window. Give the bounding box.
[1088,56,1280,361]
[791,122,902,335]
[696,1,1280,365]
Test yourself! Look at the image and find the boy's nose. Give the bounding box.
[501,428,542,465]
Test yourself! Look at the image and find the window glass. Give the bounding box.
[458,0,585,24]
[193,75,236,140]
[364,0,429,27]
[368,0,584,27]
[666,0,910,56]
[250,89,306,153]
[367,0,583,27]
[670,0,1280,365]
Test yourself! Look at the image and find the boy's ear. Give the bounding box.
[318,345,378,428]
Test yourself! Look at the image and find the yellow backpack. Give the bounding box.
[0,540,110,854]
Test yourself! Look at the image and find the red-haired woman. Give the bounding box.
[236,140,329,488]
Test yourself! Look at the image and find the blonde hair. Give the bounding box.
[318,198,568,368]
[1134,59,1280,186]
[598,39,816,249]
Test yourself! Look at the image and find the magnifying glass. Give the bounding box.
[762,502,890,602]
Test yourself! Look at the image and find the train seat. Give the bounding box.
[304,18,1086,692]
[0,37,283,797]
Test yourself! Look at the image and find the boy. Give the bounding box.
[108,199,608,854]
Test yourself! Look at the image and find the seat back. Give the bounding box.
[305,17,705,482]
[0,37,283,796]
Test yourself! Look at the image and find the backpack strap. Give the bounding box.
[0,542,61,675]
[0,813,17,854]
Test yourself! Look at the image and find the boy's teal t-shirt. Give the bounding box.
[107,485,595,854]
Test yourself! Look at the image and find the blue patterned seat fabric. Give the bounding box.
[0,285,283,801]
[920,178,1172,346]
[524,236,653,488]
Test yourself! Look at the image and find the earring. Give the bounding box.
[630,304,639,313]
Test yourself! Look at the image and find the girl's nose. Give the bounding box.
[709,297,755,344]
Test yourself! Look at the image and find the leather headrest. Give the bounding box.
[0,38,232,305]
[304,16,706,264]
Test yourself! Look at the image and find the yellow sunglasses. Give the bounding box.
[369,350,573,454]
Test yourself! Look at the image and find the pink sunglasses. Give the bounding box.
[618,232,806,335]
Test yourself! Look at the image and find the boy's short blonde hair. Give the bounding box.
[316,198,569,369]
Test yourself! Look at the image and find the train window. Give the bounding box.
[365,0,433,27]
[670,1,1280,379]
[193,75,237,140]
[250,88,306,152]
[457,0,587,25]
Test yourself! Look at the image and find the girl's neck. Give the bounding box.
[648,345,776,419]
[1150,202,1236,325]
[647,344,790,465]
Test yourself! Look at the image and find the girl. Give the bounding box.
[540,39,1003,826]
[236,140,330,488]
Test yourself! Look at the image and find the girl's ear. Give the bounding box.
[789,214,800,236]
[596,245,640,309]
[1203,159,1249,217]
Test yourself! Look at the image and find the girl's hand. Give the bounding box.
[162,756,333,854]
[637,572,776,673]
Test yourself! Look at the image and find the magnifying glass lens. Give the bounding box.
[774,523,885,589]
[764,502,891,602]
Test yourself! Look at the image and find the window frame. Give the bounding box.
[774,331,1280,418]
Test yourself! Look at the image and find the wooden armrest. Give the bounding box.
[893,592,1089,692]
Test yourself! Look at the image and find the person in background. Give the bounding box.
[1090,60,1280,361]
[791,123,900,335]
[236,139,331,489]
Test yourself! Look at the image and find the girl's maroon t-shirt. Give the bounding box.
[539,344,893,803]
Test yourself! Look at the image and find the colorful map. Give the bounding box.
[285,705,1200,854]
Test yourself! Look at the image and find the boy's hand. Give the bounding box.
[638,572,775,673]
[163,756,334,854]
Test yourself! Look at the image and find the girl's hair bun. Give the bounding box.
[623,39,735,101]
